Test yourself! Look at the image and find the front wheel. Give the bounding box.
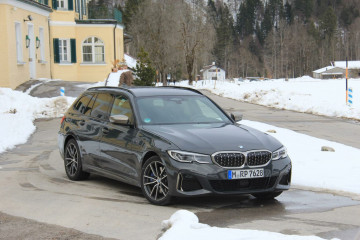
[141,156,172,205]
[252,191,283,200]
[64,139,89,181]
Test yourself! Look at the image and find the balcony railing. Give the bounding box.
[88,7,122,23]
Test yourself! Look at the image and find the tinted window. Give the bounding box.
[73,94,92,115]
[90,93,113,120]
[110,95,134,124]
[136,95,231,124]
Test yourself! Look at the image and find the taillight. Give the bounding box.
[61,116,66,124]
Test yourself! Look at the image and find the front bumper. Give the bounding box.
[164,155,292,197]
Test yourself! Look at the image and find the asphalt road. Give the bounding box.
[0,82,359,240]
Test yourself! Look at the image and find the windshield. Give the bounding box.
[136,95,232,125]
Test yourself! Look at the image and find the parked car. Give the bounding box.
[58,86,291,205]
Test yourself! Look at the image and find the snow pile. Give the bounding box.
[175,77,360,120]
[124,53,137,69]
[105,70,131,87]
[160,210,333,240]
[242,120,360,194]
[0,88,75,153]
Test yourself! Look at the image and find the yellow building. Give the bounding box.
[0,0,52,89]
[0,0,125,89]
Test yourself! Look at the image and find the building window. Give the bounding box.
[59,39,70,62]
[39,27,45,62]
[15,22,23,63]
[82,37,105,63]
[57,0,67,9]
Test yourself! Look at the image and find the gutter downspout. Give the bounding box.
[48,16,53,80]
[113,22,117,64]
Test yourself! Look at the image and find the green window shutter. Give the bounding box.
[70,39,76,63]
[52,0,57,9]
[68,0,74,10]
[53,38,60,63]
[44,0,49,5]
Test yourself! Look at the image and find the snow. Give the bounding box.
[0,87,75,154]
[160,210,336,240]
[124,53,137,69]
[173,76,360,120]
[333,61,360,69]
[104,70,131,87]
[312,66,335,73]
[241,120,360,195]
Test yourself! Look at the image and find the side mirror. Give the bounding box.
[229,111,243,122]
[110,115,129,125]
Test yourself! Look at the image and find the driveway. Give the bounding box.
[0,82,359,239]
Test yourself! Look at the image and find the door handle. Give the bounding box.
[79,120,85,126]
[102,127,109,134]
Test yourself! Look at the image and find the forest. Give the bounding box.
[89,0,360,83]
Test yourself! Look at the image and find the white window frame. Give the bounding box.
[56,0,68,10]
[39,27,45,62]
[82,36,105,64]
[59,38,70,63]
[15,22,24,63]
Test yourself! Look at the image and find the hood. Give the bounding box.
[142,123,282,155]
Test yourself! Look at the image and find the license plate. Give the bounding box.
[228,168,264,179]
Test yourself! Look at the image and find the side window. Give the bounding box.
[73,94,92,114]
[84,94,96,116]
[110,95,134,124]
[90,93,113,120]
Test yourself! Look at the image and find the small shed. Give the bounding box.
[312,66,344,79]
[200,63,226,81]
[313,61,360,79]
[333,61,360,78]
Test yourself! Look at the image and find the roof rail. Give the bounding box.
[159,86,204,95]
[87,86,135,95]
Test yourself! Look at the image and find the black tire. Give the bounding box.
[141,156,172,205]
[64,139,90,181]
[252,191,283,200]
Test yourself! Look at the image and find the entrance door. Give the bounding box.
[28,24,36,79]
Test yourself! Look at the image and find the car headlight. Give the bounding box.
[167,150,212,164]
[272,146,287,160]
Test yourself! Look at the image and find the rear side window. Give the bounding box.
[90,93,113,120]
[73,94,93,115]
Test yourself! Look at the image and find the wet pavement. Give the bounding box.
[0,81,359,239]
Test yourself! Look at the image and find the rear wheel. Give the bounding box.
[252,191,283,200]
[141,156,172,205]
[64,139,89,181]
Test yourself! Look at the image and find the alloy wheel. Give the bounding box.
[143,160,169,202]
[65,142,79,176]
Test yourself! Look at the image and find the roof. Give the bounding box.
[87,86,203,97]
[333,61,360,69]
[313,66,335,73]
[200,65,225,72]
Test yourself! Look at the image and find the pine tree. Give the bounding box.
[123,0,143,28]
[133,48,156,86]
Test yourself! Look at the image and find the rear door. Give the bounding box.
[67,93,98,167]
[86,92,113,169]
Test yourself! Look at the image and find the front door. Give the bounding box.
[28,24,36,79]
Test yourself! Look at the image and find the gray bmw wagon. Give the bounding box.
[58,86,291,205]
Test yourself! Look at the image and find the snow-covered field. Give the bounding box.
[242,120,360,195]
[0,87,75,153]
[160,210,336,240]
[172,76,360,120]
